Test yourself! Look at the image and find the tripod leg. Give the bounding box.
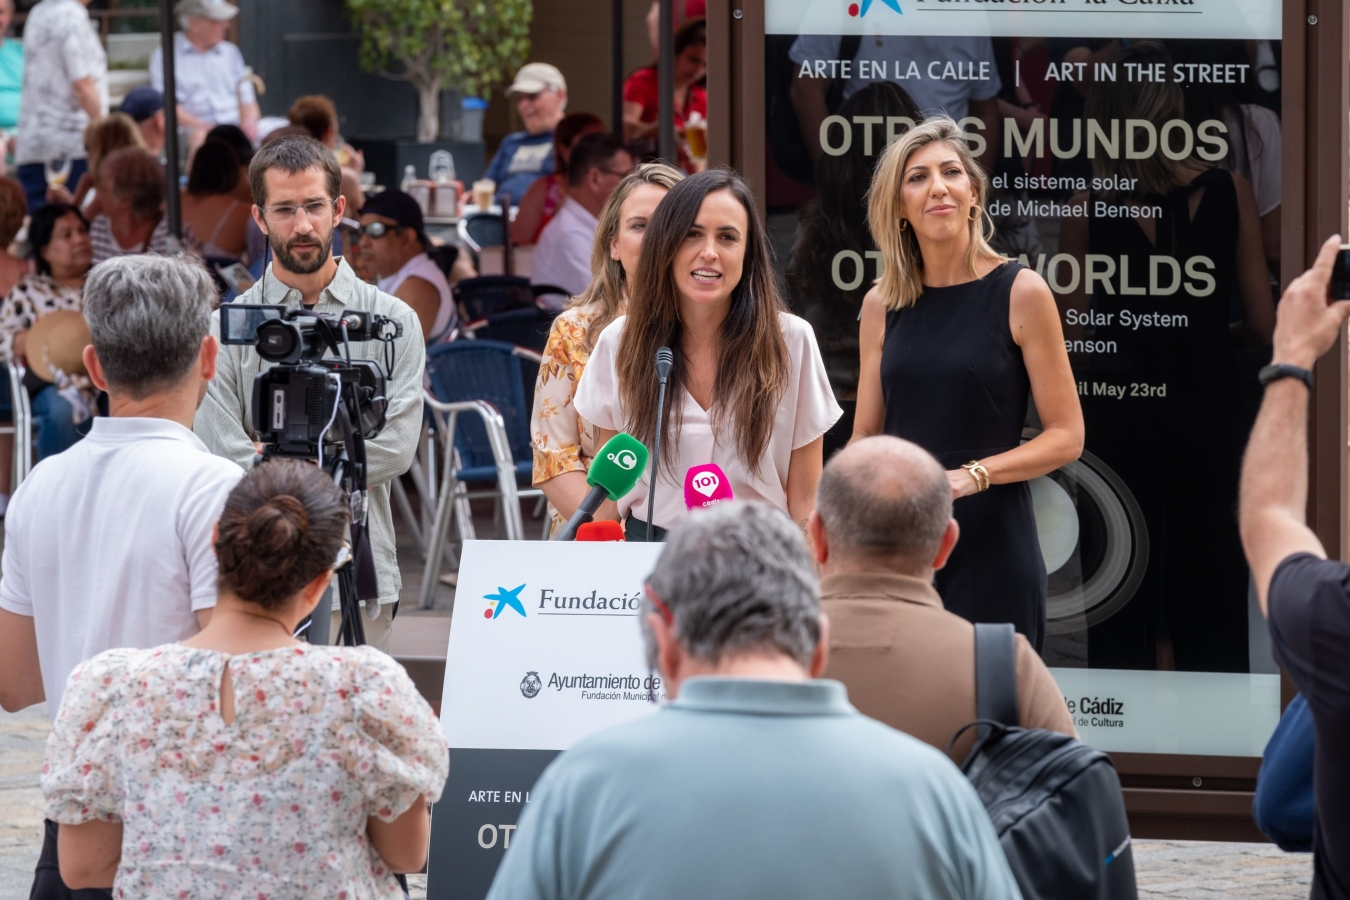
[306,584,333,645]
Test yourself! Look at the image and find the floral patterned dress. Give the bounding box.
[531,301,605,535]
[42,643,449,900]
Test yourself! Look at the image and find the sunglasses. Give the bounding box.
[356,221,408,240]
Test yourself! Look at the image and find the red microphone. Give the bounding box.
[683,463,734,511]
[576,520,626,541]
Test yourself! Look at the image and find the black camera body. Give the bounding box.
[250,358,386,459]
[220,303,401,464]
[219,302,404,646]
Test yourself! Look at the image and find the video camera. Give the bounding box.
[219,302,405,648]
[219,304,401,465]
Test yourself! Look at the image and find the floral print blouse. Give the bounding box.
[531,302,605,535]
[0,273,82,363]
[43,643,449,900]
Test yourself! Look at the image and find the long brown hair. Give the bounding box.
[571,161,684,351]
[617,168,788,477]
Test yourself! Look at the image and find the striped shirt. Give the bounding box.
[89,214,199,267]
[194,258,426,607]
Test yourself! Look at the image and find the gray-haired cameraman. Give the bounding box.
[195,135,425,652]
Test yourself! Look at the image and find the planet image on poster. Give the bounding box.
[1024,431,1149,635]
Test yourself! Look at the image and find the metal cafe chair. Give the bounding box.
[418,341,547,608]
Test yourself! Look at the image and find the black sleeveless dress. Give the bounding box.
[880,261,1046,651]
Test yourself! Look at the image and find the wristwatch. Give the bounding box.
[1257,363,1314,390]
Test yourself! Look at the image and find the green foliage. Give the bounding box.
[344,0,532,100]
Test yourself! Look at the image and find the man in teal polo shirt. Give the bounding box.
[486,502,1020,900]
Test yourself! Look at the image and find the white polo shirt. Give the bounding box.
[0,416,243,720]
[531,197,599,300]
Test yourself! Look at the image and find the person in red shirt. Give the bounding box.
[623,18,706,173]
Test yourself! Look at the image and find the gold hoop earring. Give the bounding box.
[969,205,981,222]
[899,218,908,232]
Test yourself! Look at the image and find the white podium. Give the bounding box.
[427,540,665,900]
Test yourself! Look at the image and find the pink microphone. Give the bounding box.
[683,463,734,511]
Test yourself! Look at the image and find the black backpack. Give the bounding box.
[950,624,1138,900]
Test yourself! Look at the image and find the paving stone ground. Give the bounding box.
[0,704,1312,900]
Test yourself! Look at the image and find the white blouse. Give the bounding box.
[574,312,842,529]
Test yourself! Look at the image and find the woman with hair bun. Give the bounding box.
[40,459,449,899]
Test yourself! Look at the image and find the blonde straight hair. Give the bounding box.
[867,116,1004,311]
[570,162,685,351]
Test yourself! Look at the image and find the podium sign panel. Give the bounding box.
[763,0,1285,762]
[427,540,665,900]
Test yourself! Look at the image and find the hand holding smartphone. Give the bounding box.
[1329,244,1350,300]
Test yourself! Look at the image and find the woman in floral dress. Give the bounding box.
[42,460,448,899]
[531,162,683,535]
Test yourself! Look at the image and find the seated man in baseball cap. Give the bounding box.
[482,63,569,206]
[119,87,166,159]
[357,190,464,343]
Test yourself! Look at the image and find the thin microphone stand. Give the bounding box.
[648,347,674,541]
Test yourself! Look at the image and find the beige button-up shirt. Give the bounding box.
[821,570,1077,763]
[194,259,426,608]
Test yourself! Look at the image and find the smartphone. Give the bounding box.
[1331,244,1350,300]
[216,261,256,294]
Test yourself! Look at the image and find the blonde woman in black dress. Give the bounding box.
[853,116,1084,651]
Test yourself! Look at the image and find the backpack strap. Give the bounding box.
[975,623,1019,739]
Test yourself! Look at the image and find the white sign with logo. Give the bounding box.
[429,540,664,900]
[1050,668,1280,757]
[768,0,1281,40]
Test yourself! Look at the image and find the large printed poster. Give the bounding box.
[767,0,1283,755]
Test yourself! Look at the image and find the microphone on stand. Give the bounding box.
[683,463,734,510]
[554,432,649,541]
[576,520,626,541]
[645,347,675,542]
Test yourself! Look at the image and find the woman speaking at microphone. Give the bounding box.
[531,162,685,536]
[574,169,841,541]
[853,116,1084,651]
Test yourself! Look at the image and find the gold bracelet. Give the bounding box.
[962,461,990,492]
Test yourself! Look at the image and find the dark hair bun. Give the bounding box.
[215,460,349,610]
[245,494,310,555]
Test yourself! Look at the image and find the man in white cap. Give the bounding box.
[149,0,260,140]
[482,62,568,205]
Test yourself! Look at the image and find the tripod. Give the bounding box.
[260,401,375,648]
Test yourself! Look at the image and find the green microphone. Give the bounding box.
[554,432,649,541]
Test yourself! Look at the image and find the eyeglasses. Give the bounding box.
[260,199,336,225]
[600,167,633,179]
[355,222,407,240]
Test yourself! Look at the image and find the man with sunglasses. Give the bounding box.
[531,132,634,306]
[194,135,426,653]
[357,189,461,343]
